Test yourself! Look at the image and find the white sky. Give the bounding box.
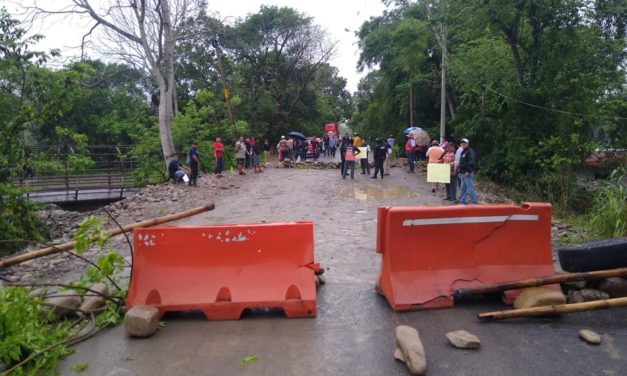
[4,0,387,92]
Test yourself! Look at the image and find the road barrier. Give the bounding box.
[375,203,555,310]
[126,222,319,320]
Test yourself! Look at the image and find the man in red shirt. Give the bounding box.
[213,137,224,175]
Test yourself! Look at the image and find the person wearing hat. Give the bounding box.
[277,135,290,164]
[458,138,478,204]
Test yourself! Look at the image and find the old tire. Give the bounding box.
[557,237,627,272]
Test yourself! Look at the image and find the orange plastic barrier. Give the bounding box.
[126,222,319,320]
[375,203,555,310]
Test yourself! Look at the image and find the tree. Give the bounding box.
[25,0,205,159]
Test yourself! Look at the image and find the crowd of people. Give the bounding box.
[166,132,478,204]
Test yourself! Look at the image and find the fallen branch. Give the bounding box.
[454,267,627,300]
[0,203,215,268]
[478,297,627,320]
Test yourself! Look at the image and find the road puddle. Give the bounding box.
[340,186,418,201]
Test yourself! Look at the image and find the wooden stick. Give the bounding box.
[0,203,215,268]
[478,297,627,320]
[454,267,627,299]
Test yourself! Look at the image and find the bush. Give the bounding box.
[0,183,47,255]
[587,167,627,238]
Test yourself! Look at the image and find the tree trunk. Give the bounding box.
[157,0,176,159]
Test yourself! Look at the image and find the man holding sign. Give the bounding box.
[426,140,446,193]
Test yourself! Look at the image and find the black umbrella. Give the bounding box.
[287,131,306,140]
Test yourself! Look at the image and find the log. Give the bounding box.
[454,267,627,300]
[0,203,215,269]
[478,297,627,320]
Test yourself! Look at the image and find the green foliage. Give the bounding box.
[0,287,73,375]
[0,183,46,255]
[71,363,89,373]
[588,167,627,238]
[74,215,109,255]
[240,354,258,366]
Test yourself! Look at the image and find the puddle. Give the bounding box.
[339,186,419,201]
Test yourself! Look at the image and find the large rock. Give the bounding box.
[125,305,160,338]
[513,287,566,309]
[79,283,110,315]
[43,290,81,318]
[598,278,627,298]
[579,329,602,345]
[446,330,480,349]
[394,325,427,375]
[568,289,610,304]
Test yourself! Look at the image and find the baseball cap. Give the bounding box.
[460,138,469,143]
[281,135,285,139]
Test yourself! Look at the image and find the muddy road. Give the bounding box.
[8,161,625,376]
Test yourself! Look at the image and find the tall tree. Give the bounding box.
[25,0,205,159]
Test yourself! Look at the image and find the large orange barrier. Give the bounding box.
[126,222,319,320]
[375,203,555,310]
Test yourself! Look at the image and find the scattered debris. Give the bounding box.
[579,329,602,345]
[568,289,610,304]
[240,354,259,366]
[598,277,627,298]
[513,287,566,309]
[394,325,427,375]
[446,330,481,349]
[124,305,160,337]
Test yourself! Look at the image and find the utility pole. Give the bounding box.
[439,28,447,144]
[409,83,413,126]
[211,38,235,126]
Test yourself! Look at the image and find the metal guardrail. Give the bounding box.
[12,145,142,203]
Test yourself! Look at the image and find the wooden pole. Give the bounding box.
[454,267,627,300]
[479,297,627,320]
[0,203,215,269]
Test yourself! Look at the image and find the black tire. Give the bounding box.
[557,237,627,272]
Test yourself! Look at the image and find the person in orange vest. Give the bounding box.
[342,139,361,179]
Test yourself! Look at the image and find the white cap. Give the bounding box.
[460,138,469,143]
[281,135,286,139]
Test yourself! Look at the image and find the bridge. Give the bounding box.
[14,145,143,204]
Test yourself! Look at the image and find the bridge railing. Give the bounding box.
[12,145,142,203]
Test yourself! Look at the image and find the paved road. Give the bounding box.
[59,163,627,375]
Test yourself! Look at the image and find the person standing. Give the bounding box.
[213,137,224,175]
[287,137,295,161]
[263,138,271,164]
[405,134,417,173]
[353,133,362,148]
[235,136,246,175]
[329,136,337,158]
[244,137,252,169]
[458,138,478,204]
[360,138,370,175]
[426,140,445,193]
[277,136,289,163]
[383,138,392,175]
[187,141,200,186]
[442,143,457,201]
[342,139,361,179]
[454,139,464,190]
[372,138,387,179]
[251,137,261,173]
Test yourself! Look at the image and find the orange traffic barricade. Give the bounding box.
[126,222,319,320]
[375,203,555,310]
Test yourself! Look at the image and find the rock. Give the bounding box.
[43,290,81,318]
[394,325,427,375]
[446,330,481,349]
[79,283,110,315]
[513,287,566,309]
[568,289,610,304]
[28,287,48,299]
[598,277,627,298]
[125,305,160,338]
[562,280,587,290]
[579,329,602,345]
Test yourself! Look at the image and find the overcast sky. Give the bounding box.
[5,0,387,92]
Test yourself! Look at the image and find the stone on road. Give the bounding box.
[125,305,160,338]
[79,282,110,315]
[513,287,566,309]
[44,289,81,318]
[394,325,427,375]
[598,277,627,298]
[579,329,602,345]
[446,330,481,349]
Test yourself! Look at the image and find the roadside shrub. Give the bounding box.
[588,167,627,238]
[0,183,46,255]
